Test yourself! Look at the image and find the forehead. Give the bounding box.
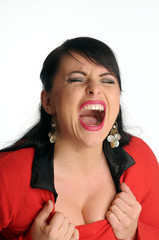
[57,52,111,75]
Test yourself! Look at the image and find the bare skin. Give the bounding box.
[30,201,79,240]
[106,183,142,240]
[30,182,141,240]
[30,53,142,240]
[54,146,116,226]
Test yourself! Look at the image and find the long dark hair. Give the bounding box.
[0,37,131,159]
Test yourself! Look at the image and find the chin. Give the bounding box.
[80,133,106,148]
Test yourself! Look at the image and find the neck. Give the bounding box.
[54,137,105,176]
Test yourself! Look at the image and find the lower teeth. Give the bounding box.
[90,122,100,126]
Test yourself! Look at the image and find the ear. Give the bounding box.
[41,90,55,115]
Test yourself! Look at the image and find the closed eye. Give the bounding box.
[67,78,84,83]
[101,79,116,84]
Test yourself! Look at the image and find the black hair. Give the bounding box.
[0,37,131,162]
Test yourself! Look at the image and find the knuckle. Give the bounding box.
[137,203,142,212]
[124,219,131,227]
[129,207,137,218]
[131,211,137,220]
[118,192,125,198]
[41,223,49,233]
[56,212,65,218]
[47,229,53,238]
[112,199,117,206]
[40,227,55,239]
[34,216,41,227]
[54,212,65,223]
[42,225,59,239]
[69,223,76,232]
[116,192,124,200]
[109,206,113,212]
[130,204,142,219]
[63,216,69,224]
[110,204,116,212]
[113,198,119,204]
[113,198,122,207]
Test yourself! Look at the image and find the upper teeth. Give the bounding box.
[81,104,104,112]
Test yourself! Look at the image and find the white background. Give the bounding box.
[0,0,159,161]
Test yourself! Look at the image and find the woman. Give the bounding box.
[0,37,159,240]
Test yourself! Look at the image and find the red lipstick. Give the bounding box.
[79,100,106,131]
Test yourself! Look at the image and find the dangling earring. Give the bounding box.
[48,117,58,143]
[107,122,121,148]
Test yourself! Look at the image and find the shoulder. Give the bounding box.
[0,148,35,166]
[122,136,159,201]
[124,136,158,167]
[0,148,35,186]
[124,136,151,153]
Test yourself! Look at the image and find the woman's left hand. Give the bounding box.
[106,182,142,240]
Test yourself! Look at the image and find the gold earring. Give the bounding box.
[48,117,58,143]
[107,122,121,148]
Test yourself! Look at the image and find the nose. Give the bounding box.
[86,82,101,96]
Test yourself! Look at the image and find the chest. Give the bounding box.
[54,166,116,226]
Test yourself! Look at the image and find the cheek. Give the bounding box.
[106,91,120,121]
[53,90,77,124]
[52,88,66,111]
[114,96,120,110]
[55,87,81,111]
[108,89,120,107]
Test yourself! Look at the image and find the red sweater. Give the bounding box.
[0,137,159,239]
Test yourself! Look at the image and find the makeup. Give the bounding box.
[79,100,106,131]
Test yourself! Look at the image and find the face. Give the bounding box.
[42,52,120,148]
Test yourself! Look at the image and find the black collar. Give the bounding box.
[103,140,135,192]
[30,140,135,202]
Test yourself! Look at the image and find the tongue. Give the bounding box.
[80,116,98,126]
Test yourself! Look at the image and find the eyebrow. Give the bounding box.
[68,71,87,76]
[68,71,115,77]
[99,73,115,77]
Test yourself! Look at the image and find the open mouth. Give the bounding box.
[79,101,106,131]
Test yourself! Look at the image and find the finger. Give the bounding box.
[64,222,76,239]
[35,200,54,224]
[116,191,136,207]
[43,213,65,239]
[109,204,126,223]
[112,197,131,214]
[70,228,79,240]
[48,212,65,232]
[120,183,136,199]
[57,217,70,237]
[106,210,120,229]
[114,192,142,221]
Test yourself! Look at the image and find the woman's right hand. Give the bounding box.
[30,200,79,240]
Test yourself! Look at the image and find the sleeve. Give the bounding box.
[0,166,32,240]
[136,142,159,239]
[12,232,32,240]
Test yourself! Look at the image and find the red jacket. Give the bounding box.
[0,137,159,239]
